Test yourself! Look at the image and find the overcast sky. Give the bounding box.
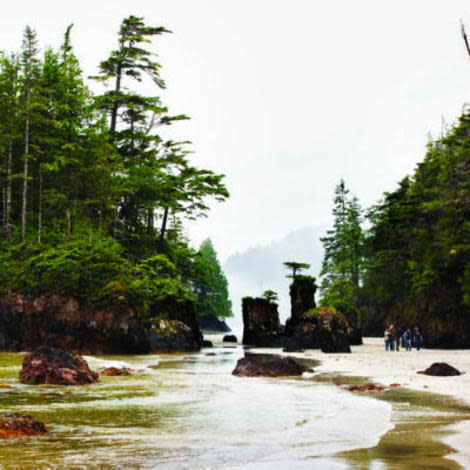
[2,1,470,260]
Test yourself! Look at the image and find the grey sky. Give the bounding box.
[2,1,470,260]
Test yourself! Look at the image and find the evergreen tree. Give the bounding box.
[320,179,365,301]
[19,26,40,240]
[193,239,232,319]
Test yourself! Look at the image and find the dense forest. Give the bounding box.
[319,114,470,347]
[0,17,230,321]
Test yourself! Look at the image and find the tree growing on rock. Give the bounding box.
[262,289,278,304]
[283,261,310,279]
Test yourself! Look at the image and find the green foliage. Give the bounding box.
[193,238,232,318]
[320,179,365,296]
[262,289,278,304]
[361,111,470,326]
[0,18,229,319]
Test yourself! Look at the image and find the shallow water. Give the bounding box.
[0,347,467,469]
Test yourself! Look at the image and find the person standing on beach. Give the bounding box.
[414,327,422,351]
[384,326,392,351]
[394,326,402,351]
[403,329,412,351]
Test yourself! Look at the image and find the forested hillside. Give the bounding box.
[360,113,470,346]
[319,113,470,347]
[0,17,228,318]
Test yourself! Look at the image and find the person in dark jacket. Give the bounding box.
[394,326,402,351]
[403,329,412,351]
[414,327,422,351]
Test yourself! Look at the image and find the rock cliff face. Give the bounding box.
[0,293,202,354]
[242,297,283,347]
[242,277,352,352]
[362,307,469,348]
[197,314,231,333]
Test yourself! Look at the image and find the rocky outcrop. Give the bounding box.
[241,277,352,352]
[285,308,351,353]
[290,276,316,321]
[197,314,231,333]
[418,362,461,376]
[242,297,283,347]
[0,413,48,439]
[0,293,202,354]
[148,319,201,351]
[100,367,132,377]
[347,326,363,346]
[232,356,311,377]
[19,346,99,385]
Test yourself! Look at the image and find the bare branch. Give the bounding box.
[460,20,470,57]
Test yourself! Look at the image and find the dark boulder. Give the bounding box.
[19,346,99,385]
[0,413,48,439]
[201,339,213,348]
[232,356,312,377]
[418,362,461,376]
[223,334,237,343]
[197,314,231,333]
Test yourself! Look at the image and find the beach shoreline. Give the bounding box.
[247,337,470,468]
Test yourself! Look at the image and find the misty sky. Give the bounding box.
[2,1,470,260]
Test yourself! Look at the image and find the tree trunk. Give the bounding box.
[65,189,71,239]
[110,64,122,134]
[21,104,30,241]
[37,165,42,243]
[159,207,169,242]
[6,142,12,235]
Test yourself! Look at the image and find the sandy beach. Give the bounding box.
[280,337,470,467]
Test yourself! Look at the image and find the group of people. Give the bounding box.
[384,324,422,351]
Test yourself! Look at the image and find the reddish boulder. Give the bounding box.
[100,367,132,377]
[19,346,99,385]
[418,362,461,376]
[341,383,386,392]
[0,413,48,439]
[232,356,312,377]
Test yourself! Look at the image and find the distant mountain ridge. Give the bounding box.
[223,226,325,331]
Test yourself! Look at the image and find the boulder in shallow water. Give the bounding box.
[148,319,201,351]
[100,367,132,377]
[19,346,99,385]
[0,413,48,439]
[223,334,237,343]
[232,356,311,377]
[418,362,461,376]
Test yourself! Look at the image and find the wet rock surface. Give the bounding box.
[100,367,132,377]
[242,297,282,347]
[418,362,462,376]
[0,293,203,354]
[0,413,48,439]
[148,319,201,351]
[232,356,312,377]
[201,340,213,348]
[19,346,99,385]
